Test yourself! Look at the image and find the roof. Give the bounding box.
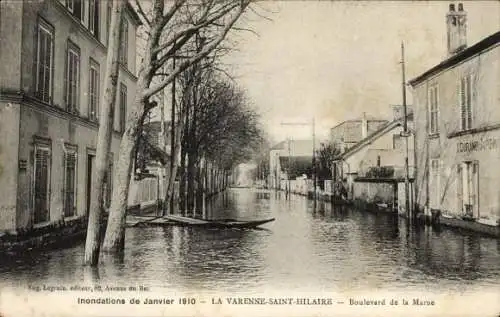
[338,115,411,160]
[270,139,321,155]
[330,118,389,144]
[329,118,387,131]
[409,30,500,86]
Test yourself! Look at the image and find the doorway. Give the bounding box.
[86,153,95,216]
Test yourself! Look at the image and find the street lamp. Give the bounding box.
[280,118,316,200]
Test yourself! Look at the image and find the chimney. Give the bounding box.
[361,112,368,138]
[446,2,467,55]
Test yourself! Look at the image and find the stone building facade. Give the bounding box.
[409,3,500,227]
[0,0,141,232]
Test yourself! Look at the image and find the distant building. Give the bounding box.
[330,114,388,151]
[268,139,320,189]
[409,3,500,228]
[0,0,141,232]
[333,110,414,203]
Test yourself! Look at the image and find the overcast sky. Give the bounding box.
[222,1,500,145]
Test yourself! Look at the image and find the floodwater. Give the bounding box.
[0,188,499,295]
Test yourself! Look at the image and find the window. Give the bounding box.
[118,83,127,132]
[35,20,54,103]
[457,161,479,218]
[460,74,473,130]
[65,42,80,113]
[428,85,439,134]
[106,1,112,44]
[66,0,82,20]
[33,145,51,224]
[88,59,99,121]
[88,0,99,39]
[63,148,77,217]
[429,159,440,209]
[119,18,128,66]
[393,134,403,149]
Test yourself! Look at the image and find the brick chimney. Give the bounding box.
[446,3,467,55]
[361,112,368,139]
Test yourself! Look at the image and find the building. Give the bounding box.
[0,0,141,232]
[330,114,388,151]
[409,3,500,230]
[333,107,414,206]
[268,139,319,190]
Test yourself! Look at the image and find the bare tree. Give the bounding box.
[102,0,252,253]
[84,0,125,266]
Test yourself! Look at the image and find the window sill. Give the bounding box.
[428,133,439,139]
[33,221,51,229]
[447,123,500,139]
[63,215,80,222]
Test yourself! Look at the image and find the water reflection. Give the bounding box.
[0,188,499,294]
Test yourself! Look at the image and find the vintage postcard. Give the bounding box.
[0,0,499,316]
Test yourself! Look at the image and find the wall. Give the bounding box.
[5,0,138,230]
[353,182,396,205]
[0,1,23,90]
[342,124,414,176]
[0,102,21,232]
[412,42,500,223]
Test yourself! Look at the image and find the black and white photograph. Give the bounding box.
[0,0,499,316]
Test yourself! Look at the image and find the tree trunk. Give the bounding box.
[102,97,145,252]
[84,0,124,266]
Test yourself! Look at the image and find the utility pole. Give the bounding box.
[401,42,411,220]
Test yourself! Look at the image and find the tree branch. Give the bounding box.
[143,1,250,99]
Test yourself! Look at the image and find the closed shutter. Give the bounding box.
[460,78,466,130]
[456,164,463,215]
[64,46,68,106]
[34,147,50,224]
[472,161,479,218]
[64,151,77,217]
[466,75,472,129]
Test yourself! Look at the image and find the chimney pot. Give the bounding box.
[449,3,455,11]
[458,3,463,11]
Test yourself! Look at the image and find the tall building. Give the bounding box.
[0,0,141,232]
[329,114,388,152]
[409,3,500,229]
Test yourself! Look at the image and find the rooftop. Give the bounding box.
[409,30,500,86]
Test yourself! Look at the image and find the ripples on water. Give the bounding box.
[0,188,499,294]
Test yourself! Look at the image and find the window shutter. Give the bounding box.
[64,46,68,107]
[34,147,50,223]
[466,75,472,129]
[456,163,463,215]
[460,77,466,130]
[472,161,479,218]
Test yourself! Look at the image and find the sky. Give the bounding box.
[222,1,500,145]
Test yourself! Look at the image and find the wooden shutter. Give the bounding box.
[456,163,463,215]
[64,151,77,217]
[472,161,479,218]
[466,75,472,129]
[460,77,466,130]
[34,147,50,223]
[64,45,68,107]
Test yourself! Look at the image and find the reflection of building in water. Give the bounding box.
[409,3,500,230]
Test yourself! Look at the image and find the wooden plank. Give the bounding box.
[165,215,209,224]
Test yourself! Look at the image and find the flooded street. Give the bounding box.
[1,188,499,295]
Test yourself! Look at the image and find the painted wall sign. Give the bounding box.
[457,138,498,153]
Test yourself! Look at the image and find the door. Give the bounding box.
[458,161,479,218]
[86,153,95,216]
